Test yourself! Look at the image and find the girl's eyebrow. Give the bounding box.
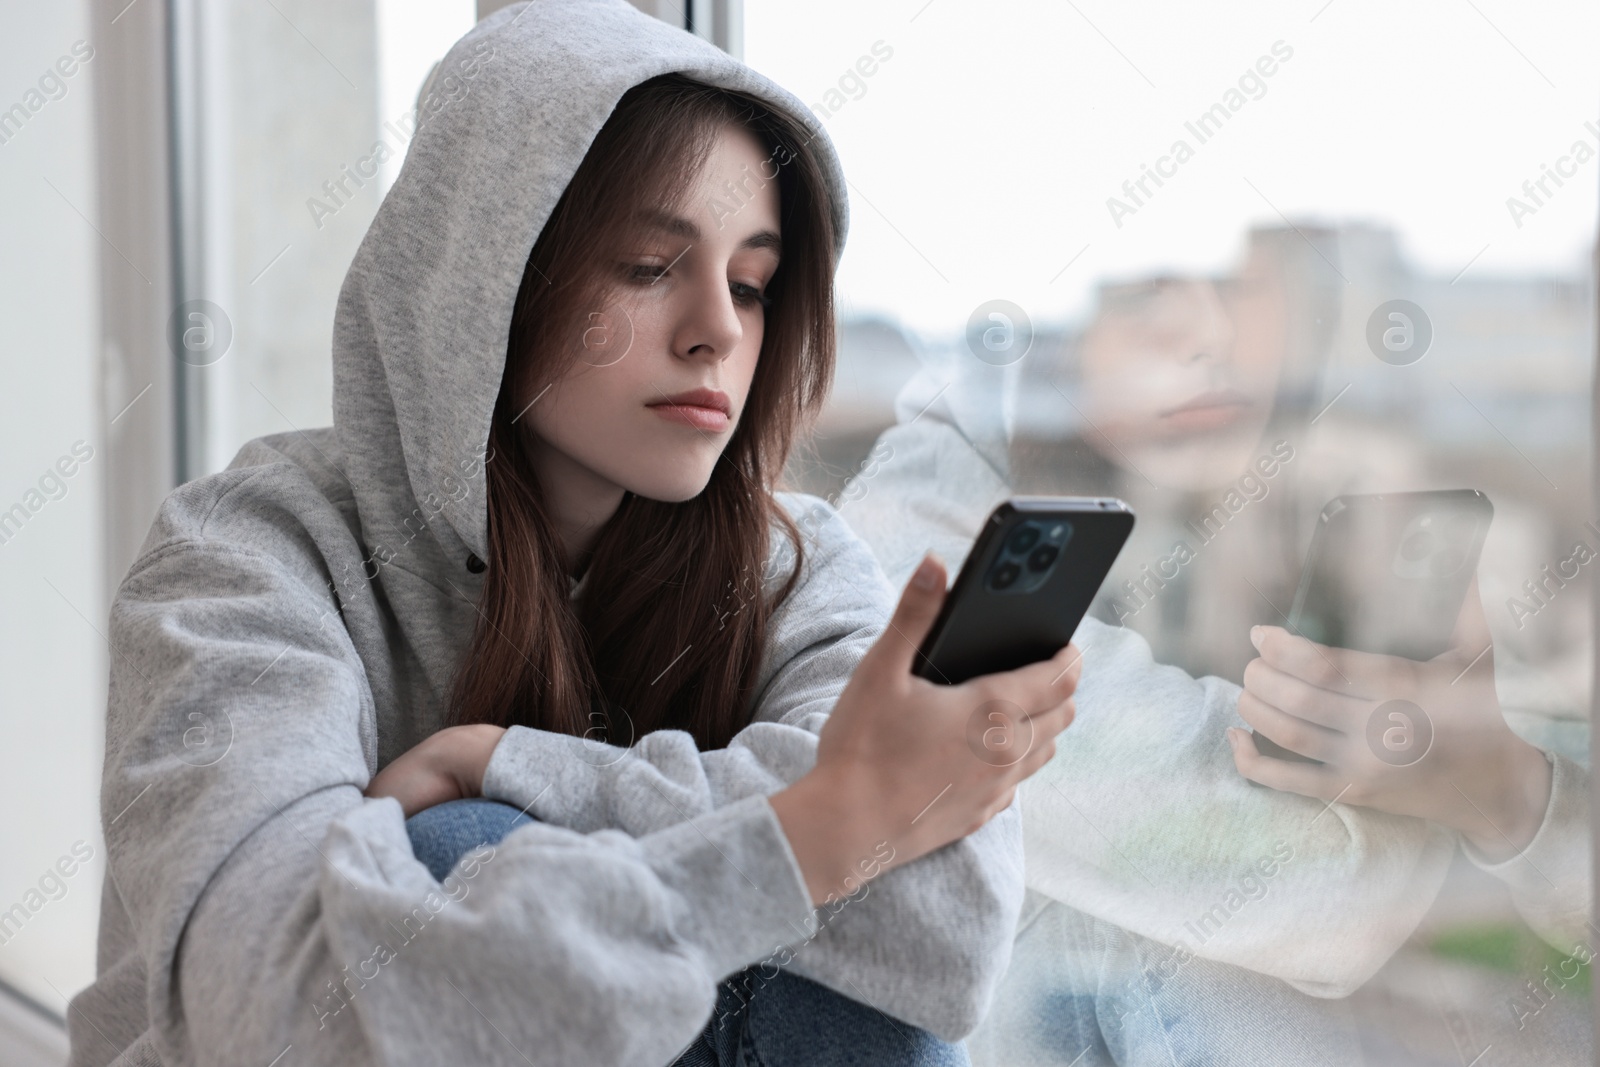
[740,229,783,255]
[639,208,782,256]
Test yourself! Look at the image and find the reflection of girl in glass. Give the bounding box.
[1008,226,1341,679]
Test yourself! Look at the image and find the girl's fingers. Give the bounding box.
[1242,657,1365,732]
[1443,575,1494,668]
[869,552,949,681]
[1022,698,1074,748]
[1235,690,1342,763]
[1050,641,1084,687]
[1015,730,1060,781]
[1000,642,1084,712]
[1226,727,1348,802]
[1251,625,1416,700]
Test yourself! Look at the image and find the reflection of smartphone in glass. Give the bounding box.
[912,497,1135,685]
[1252,489,1493,764]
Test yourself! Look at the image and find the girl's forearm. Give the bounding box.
[769,766,891,907]
[1456,737,1553,862]
[366,723,507,817]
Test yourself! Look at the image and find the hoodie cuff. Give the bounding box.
[1462,749,1584,894]
[640,792,819,978]
[481,724,606,831]
[483,730,818,977]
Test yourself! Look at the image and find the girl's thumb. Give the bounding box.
[872,553,948,678]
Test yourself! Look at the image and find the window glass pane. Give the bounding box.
[0,0,107,1011]
[751,1,1597,1060]
[184,0,475,476]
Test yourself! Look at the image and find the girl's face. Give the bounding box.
[1076,245,1288,490]
[522,123,781,504]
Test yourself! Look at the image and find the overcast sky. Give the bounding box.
[744,0,1600,334]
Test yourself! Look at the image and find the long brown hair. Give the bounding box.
[446,74,837,751]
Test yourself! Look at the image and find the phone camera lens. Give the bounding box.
[1007,525,1041,554]
[1027,544,1058,572]
[991,561,1021,589]
[1400,531,1435,562]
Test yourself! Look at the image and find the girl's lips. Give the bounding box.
[1158,389,1252,431]
[648,403,731,432]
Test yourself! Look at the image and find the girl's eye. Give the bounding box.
[732,282,772,310]
[626,261,772,311]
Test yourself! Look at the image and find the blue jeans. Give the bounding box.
[963,889,1366,1067]
[405,797,970,1067]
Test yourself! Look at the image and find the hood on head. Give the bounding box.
[332,0,850,573]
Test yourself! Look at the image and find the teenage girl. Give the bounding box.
[68,3,1079,1065]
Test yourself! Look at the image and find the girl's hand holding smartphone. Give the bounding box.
[1231,575,1553,861]
[770,551,1083,905]
[1235,488,1553,859]
[772,496,1135,905]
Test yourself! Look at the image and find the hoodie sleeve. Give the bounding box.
[104,535,819,1067]
[1461,750,1593,954]
[836,412,1460,998]
[480,496,1023,1041]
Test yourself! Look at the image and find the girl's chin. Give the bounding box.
[621,470,717,504]
[1130,441,1267,491]
[1089,424,1271,491]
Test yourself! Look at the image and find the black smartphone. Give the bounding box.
[911,497,1136,685]
[1252,488,1494,764]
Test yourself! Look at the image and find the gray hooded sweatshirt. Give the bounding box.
[65,3,1023,1064]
